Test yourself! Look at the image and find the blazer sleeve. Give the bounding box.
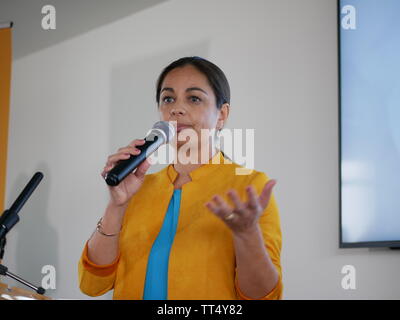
[234,171,284,300]
[78,240,120,297]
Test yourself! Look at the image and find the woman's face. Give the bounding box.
[158,65,229,152]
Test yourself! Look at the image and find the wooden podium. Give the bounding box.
[0,282,51,300]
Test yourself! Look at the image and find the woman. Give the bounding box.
[78,56,283,300]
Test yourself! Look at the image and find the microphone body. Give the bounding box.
[0,172,43,240]
[105,121,174,186]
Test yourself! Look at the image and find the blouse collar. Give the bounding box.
[166,150,231,183]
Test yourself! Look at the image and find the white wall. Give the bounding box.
[2,0,400,299]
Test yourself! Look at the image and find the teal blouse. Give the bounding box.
[143,188,182,299]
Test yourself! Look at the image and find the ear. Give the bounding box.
[217,103,230,129]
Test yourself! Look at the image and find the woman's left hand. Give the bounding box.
[205,179,277,236]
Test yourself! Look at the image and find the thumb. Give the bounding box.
[134,158,152,179]
[258,179,277,209]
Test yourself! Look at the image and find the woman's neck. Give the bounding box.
[173,145,218,176]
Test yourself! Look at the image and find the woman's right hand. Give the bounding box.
[101,139,152,207]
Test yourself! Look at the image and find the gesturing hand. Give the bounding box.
[204,179,277,236]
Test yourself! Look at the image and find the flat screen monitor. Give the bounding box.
[339,0,400,248]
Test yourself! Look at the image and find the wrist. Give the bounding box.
[96,217,121,237]
[100,202,127,233]
[106,200,128,216]
[233,224,262,241]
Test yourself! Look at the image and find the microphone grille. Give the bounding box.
[152,121,175,143]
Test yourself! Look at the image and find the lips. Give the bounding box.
[176,124,191,132]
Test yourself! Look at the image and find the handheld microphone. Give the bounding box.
[105,121,175,186]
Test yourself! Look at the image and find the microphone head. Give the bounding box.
[151,121,175,143]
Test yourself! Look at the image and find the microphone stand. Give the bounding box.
[0,172,46,296]
[0,236,5,263]
[0,261,45,295]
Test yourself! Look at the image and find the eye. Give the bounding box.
[189,96,201,103]
[162,96,174,103]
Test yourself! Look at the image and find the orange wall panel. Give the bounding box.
[0,27,12,212]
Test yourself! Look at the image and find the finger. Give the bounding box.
[258,179,277,210]
[118,146,141,155]
[101,162,117,178]
[105,154,129,168]
[212,195,233,213]
[226,189,247,214]
[205,197,223,217]
[103,142,146,177]
[204,200,219,214]
[128,139,146,147]
[211,195,233,218]
[205,200,235,222]
[106,151,137,167]
[245,185,261,212]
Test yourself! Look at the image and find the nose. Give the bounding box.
[170,107,186,117]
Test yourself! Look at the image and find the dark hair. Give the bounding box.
[156,56,230,109]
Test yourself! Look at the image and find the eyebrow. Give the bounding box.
[160,87,208,96]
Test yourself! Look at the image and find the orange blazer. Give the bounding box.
[78,150,283,299]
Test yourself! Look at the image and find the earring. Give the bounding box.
[216,128,222,140]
